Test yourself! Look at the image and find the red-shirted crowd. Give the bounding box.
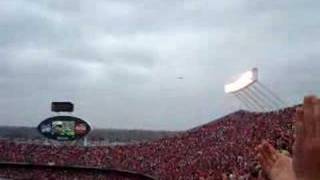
[0,107,297,179]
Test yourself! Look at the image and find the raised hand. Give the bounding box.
[293,96,320,180]
[256,140,295,180]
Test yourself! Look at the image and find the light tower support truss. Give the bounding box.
[224,68,286,112]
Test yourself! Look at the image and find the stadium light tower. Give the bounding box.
[224,68,286,112]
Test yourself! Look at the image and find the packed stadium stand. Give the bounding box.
[0,106,296,179]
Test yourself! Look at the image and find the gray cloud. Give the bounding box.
[0,0,319,130]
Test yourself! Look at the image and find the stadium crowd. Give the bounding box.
[0,105,297,179]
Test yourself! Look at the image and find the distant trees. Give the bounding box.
[0,126,178,143]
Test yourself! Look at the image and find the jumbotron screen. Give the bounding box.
[37,116,91,141]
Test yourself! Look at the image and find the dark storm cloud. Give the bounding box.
[0,0,319,130]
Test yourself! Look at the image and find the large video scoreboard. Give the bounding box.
[38,102,91,141]
[38,116,91,141]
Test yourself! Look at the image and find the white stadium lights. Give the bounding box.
[224,68,285,112]
[224,68,258,94]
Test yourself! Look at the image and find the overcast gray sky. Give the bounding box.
[0,0,319,130]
